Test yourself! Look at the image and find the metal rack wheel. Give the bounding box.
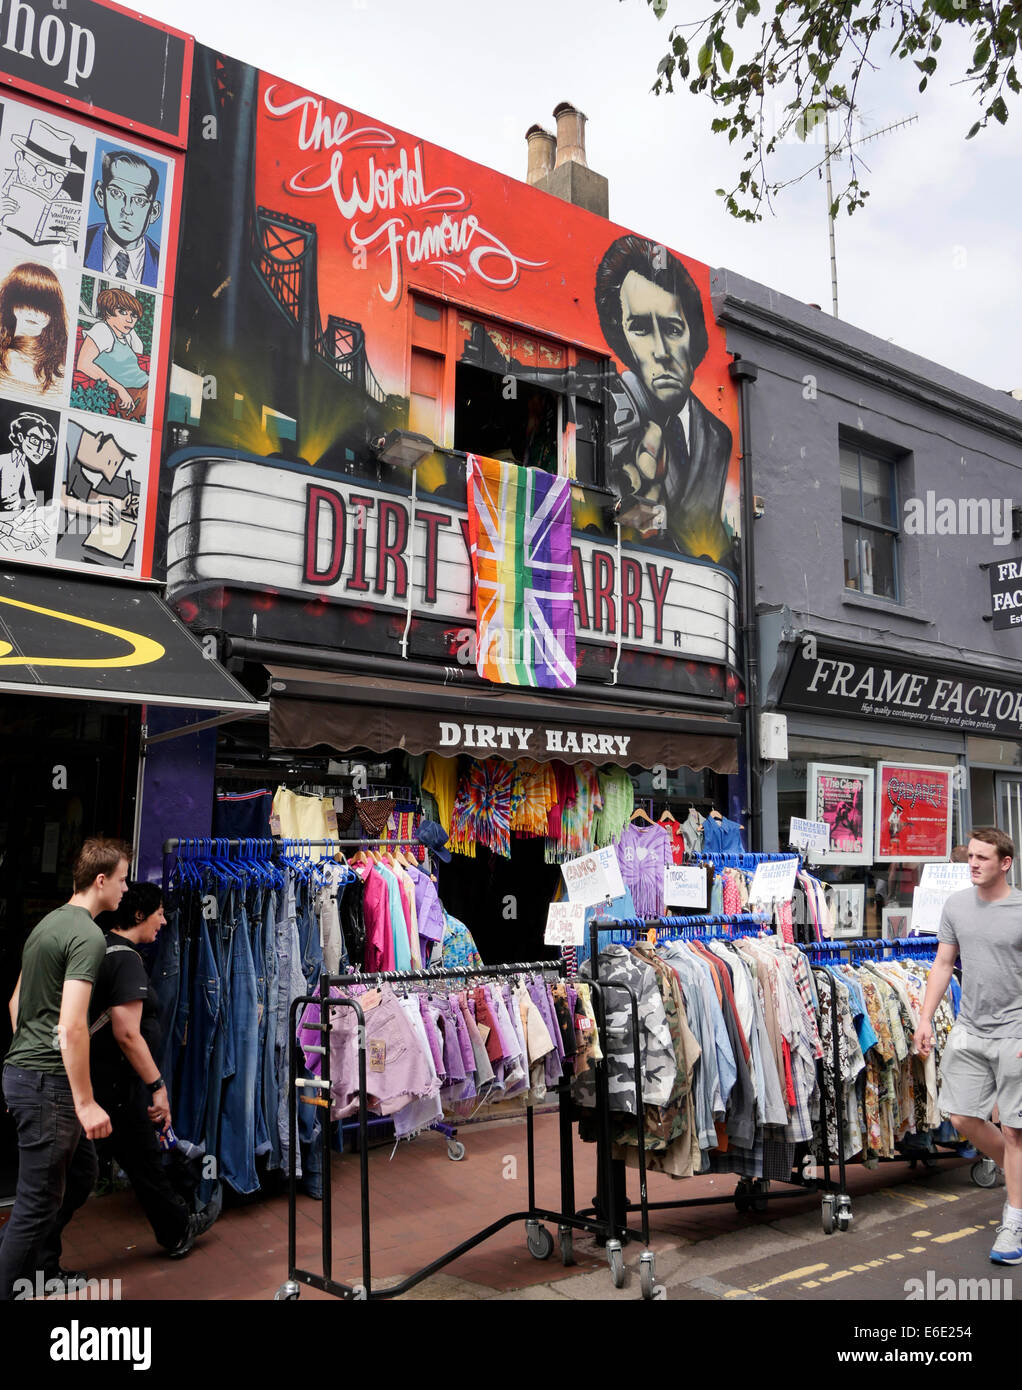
[446,1139,466,1162]
[752,1178,771,1213]
[525,1220,554,1260]
[639,1251,656,1301]
[734,1179,752,1213]
[606,1238,625,1288]
[274,1282,301,1301]
[558,1225,575,1266]
[836,1195,853,1233]
[971,1158,1000,1189]
[821,1194,836,1234]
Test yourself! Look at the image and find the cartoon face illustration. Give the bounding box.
[93,153,161,249]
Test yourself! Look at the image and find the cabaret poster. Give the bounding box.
[875,763,954,863]
[806,763,874,866]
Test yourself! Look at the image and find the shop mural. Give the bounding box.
[0,90,178,578]
[163,48,742,696]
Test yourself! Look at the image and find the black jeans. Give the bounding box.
[94,1071,191,1251]
[0,1064,98,1300]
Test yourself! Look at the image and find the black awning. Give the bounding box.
[0,568,261,712]
[266,666,739,773]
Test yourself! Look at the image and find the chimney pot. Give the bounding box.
[525,124,556,186]
[552,101,588,169]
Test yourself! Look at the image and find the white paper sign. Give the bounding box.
[748,856,799,906]
[919,863,972,892]
[789,817,831,854]
[663,866,708,909]
[544,901,587,946]
[910,865,971,933]
[561,846,626,907]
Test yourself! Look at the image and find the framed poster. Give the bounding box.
[875,763,953,863]
[882,906,913,940]
[826,884,865,939]
[806,764,875,866]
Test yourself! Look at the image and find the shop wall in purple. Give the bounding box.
[135,706,216,883]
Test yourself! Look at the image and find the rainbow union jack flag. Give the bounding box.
[466,453,576,688]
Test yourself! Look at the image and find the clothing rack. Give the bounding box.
[274,960,653,1301]
[797,935,959,1217]
[583,911,854,1250]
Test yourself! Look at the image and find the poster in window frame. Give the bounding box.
[826,883,865,939]
[806,763,875,867]
[874,762,953,863]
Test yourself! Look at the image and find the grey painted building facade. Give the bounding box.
[712,267,1022,930]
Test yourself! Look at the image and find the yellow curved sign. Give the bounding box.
[0,595,165,669]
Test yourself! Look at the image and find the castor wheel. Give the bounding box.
[821,1194,836,1234]
[446,1139,466,1161]
[734,1179,752,1213]
[639,1251,657,1300]
[525,1220,554,1259]
[971,1158,1001,1188]
[607,1238,625,1288]
[274,1281,301,1301]
[558,1225,575,1266]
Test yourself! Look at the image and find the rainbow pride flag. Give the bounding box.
[466,454,576,688]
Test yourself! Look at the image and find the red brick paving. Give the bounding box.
[0,1113,965,1300]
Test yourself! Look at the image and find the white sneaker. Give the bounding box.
[989,1224,1022,1265]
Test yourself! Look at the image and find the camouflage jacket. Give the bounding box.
[574,946,676,1115]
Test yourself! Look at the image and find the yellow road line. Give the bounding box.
[911,1229,932,1238]
[879,1188,930,1208]
[931,1225,983,1244]
[748,1263,829,1291]
[819,1269,854,1284]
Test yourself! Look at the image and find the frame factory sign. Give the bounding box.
[781,640,1022,738]
[989,554,1022,631]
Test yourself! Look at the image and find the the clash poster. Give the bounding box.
[875,763,954,863]
[160,46,744,701]
[807,763,875,866]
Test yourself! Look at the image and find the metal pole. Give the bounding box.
[825,108,839,318]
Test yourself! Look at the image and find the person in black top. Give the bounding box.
[90,882,219,1258]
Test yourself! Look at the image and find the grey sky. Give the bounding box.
[133,0,1021,392]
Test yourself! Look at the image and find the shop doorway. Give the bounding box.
[0,696,138,1203]
[436,835,562,966]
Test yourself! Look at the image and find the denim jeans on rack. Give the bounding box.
[173,904,221,1150]
[219,893,261,1195]
[295,878,323,1195]
[148,894,181,1089]
[249,886,271,1156]
[170,928,192,1105]
[198,886,233,1206]
[260,887,280,1167]
[274,878,298,1175]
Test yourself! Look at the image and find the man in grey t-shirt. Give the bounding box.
[915,827,1022,1265]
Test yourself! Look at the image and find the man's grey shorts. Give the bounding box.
[938,1023,1022,1125]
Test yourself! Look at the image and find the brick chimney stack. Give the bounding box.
[525,102,608,218]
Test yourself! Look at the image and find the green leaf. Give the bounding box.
[966,120,982,139]
[736,6,747,28]
[973,37,991,68]
[720,41,735,72]
[991,95,1009,124]
[698,41,713,74]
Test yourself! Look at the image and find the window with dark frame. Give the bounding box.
[840,439,901,602]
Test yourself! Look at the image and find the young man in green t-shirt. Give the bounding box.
[0,837,129,1300]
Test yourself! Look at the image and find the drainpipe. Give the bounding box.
[729,357,762,850]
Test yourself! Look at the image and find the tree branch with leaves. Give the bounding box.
[642,0,1020,220]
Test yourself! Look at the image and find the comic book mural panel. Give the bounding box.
[166,48,741,689]
[0,90,177,578]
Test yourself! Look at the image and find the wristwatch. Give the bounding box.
[146,1076,166,1095]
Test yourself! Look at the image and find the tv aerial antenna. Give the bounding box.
[819,108,918,317]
